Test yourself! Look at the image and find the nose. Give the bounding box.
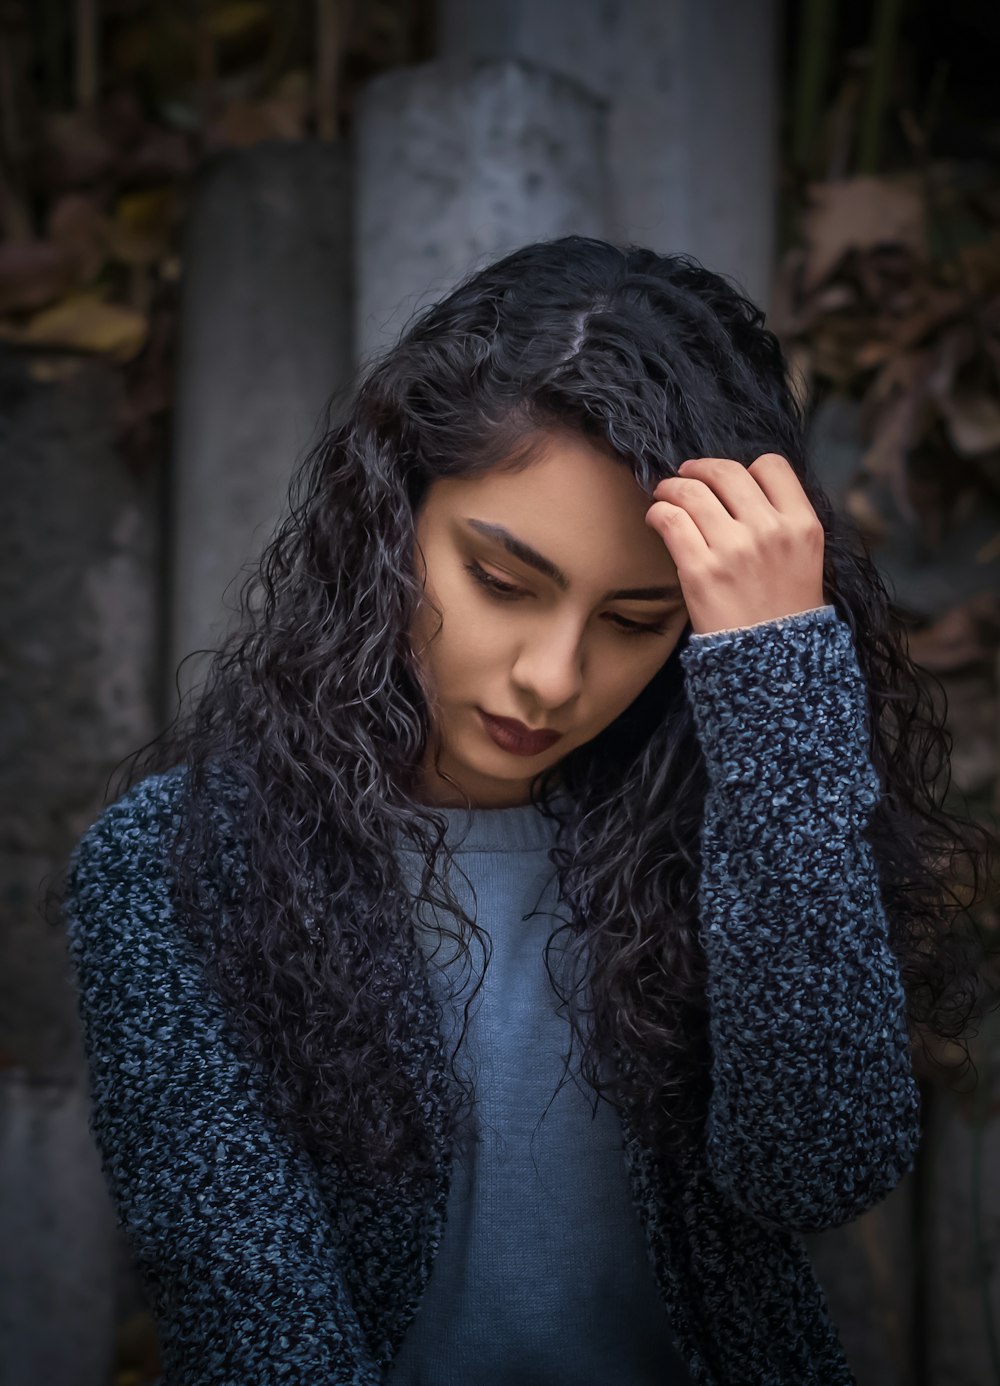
[510,622,585,711]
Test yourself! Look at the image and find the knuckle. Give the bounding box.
[729,539,759,567]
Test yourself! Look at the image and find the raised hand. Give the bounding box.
[644,454,828,637]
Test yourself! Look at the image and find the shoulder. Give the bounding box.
[64,765,254,992]
[65,762,249,954]
[67,765,188,893]
[66,762,239,914]
[63,769,188,970]
[69,760,249,879]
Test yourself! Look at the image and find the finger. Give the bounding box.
[674,456,780,523]
[746,453,817,519]
[649,474,741,548]
[644,499,709,569]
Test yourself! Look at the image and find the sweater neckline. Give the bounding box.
[393,789,570,854]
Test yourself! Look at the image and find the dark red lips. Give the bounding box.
[479,710,563,756]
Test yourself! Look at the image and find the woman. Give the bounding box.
[60,236,990,1385]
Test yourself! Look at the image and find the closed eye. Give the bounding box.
[463,562,672,637]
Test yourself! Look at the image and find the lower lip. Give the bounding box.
[478,710,562,756]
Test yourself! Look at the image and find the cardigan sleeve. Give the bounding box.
[63,774,382,1386]
[678,604,923,1234]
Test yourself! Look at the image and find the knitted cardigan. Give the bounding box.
[63,604,923,1385]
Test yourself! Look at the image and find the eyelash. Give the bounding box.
[463,562,671,637]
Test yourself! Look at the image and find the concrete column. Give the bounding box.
[606,0,778,309]
[436,0,617,103]
[0,1075,117,1386]
[0,353,159,1070]
[354,58,607,363]
[0,351,158,1381]
[169,141,353,710]
[436,0,779,309]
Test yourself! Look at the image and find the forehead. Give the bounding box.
[418,434,680,586]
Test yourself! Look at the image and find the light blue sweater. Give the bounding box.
[388,803,693,1383]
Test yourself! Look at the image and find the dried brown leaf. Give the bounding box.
[98,88,148,152]
[0,291,149,362]
[42,112,116,188]
[800,176,927,294]
[0,242,76,314]
[860,352,939,523]
[939,392,1000,457]
[888,287,965,352]
[107,187,177,266]
[206,85,308,149]
[27,358,88,384]
[854,336,895,370]
[844,484,891,543]
[207,1,273,44]
[959,233,1000,298]
[905,594,1000,673]
[48,194,111,282]
[118,131,193,187]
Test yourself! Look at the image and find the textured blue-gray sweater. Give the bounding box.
[62,604,923,1385]
[387,799,693,1383]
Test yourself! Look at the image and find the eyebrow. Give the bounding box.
[463,518,684,602]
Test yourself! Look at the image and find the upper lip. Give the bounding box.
[482,711,562,740]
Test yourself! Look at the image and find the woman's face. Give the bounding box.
[407,429,690,808]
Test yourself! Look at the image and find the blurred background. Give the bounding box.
[1,1,999,1382]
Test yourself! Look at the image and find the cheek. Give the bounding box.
[409,576,498,686]
[434,570,501,649]
[592,642,675,715]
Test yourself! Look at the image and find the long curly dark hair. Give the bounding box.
[71,235,997,1188]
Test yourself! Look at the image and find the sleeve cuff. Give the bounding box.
[685,603,838,648]
[678,604,879,803]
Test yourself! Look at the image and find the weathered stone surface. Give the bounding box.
[436,0,618,101]
[0,1073,117,1386]
[605,0,778,306]
[355,58,607,363]
[169,141,353,709]
[434,0,778,308]
[0,350,158,1074]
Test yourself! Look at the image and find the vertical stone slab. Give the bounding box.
[0,1075,117,1386]
[0,350,158,1381]
[0,354,159,1072]
[606,0,779,308]
[436,0,618,104]
[354,58,607,363]
[169,141,353,710]
[436,0,779,309]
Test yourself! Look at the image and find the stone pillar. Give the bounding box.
[354,58,608,363]
[0,354,159,1073]
[435,0,779,309]
[436,0,616,104]
[0,1076,117,1386]
[606,0,778,309]
[0,351,159,1382]
[168,141,353,711]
